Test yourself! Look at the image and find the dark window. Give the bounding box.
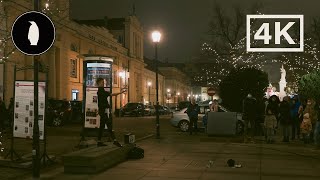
[70,59,77,78]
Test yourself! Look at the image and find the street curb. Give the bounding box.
[135,134,154,142]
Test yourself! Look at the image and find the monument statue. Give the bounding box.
[280,65,286,81]
[279,64,287,101]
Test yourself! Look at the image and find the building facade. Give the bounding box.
[1,0,165,111]
[143,66,165,106]
[158,66,192,107]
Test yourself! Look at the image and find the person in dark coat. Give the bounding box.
[268,95,280,127]
[290,96,301,140]
[96,78,125,147]
[279,96,292,142]
[187,98,199,135]
[242,93,257,143]
[7,98,14,129]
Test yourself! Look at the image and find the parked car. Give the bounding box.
[120,102,145,117]
[163,105,172,115]
[153,105,165,115]
[170,103,244,135]
[144,105,155,116]
[177,101,190,111]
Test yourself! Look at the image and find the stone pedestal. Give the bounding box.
[279,80,287,101]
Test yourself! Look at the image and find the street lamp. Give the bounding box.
[147,81,152,105]
[152,30,161,139]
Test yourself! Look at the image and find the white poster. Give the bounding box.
[13,81,45,140]
[84,62,112,129]
[85,87,99,128]
[0,64,3,100]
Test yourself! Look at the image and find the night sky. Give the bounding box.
[71,0,320,66]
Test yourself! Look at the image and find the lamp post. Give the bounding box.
[147,82,151,105]
[33,0,40,179]
[119,71,125,117]
[152,31,161,139]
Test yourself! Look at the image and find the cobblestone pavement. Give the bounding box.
[0,115,170,179]
[1,115,320,179]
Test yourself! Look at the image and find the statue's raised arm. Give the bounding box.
[280,65,286,81]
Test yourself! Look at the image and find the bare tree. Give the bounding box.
[311,17,320,47]
[190,2,263,87]
[208,2,262,55]
[0,0,16,63]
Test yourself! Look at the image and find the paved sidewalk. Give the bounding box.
[23,133,320,180]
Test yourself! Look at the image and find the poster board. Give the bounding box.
[13,81,45,140]
[84,62,112,128]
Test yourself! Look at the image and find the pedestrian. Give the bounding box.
[297,102,306,140]
[264,97,268,112]
[203,101,212,131]
[300,113,312,144]
[96,77,125,147]
[7,98,14,129]
[187,98,199,135]
[268,95,280,128]
[279,96,292,142]
[242,93,257,143]
[256,98,266,136]
[264,106,277,143]
[303,98,318,142]
[290,96,301,140]
[210,99,219,112]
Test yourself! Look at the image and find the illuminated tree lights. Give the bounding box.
[195,7,320,86]
[0,131,3,156]
[0,0,15,63]
[195,37,320,86]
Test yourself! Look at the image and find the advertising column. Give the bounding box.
[83,56,113,129]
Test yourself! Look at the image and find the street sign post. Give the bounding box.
[207,88,216,96]
[11,1,55,178]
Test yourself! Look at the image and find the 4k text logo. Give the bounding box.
[246,15,304,52]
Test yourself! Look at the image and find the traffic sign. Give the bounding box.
[11,11,55,56]
[207,87,215,96]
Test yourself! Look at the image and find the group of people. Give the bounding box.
[186,98,219,135]
[243,93,320,148]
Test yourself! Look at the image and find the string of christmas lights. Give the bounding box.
[0,0,16,63]
[196,31,320,86]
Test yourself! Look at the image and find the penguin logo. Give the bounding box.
[28,21,39,46]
